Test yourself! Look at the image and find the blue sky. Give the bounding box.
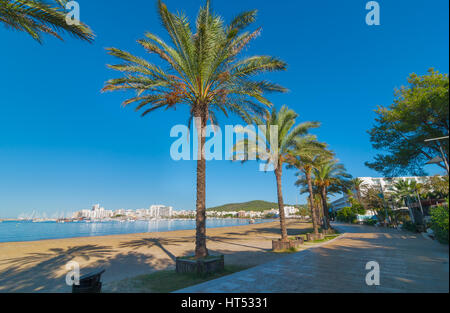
[0,0,448,218]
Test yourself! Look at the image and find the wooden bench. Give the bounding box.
[72,269,105,293]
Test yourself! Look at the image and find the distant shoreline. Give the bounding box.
[0,218,277,244]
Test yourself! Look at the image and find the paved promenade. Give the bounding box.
[177,223,449,293]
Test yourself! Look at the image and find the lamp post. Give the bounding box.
[424,136,449,175]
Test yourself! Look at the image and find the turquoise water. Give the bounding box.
[0,219,273,243]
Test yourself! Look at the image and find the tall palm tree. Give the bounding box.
[0,0,94,43]
[102,0,287,258]
[296,178,323,225]
[288,139,330,235]
[234,106,319,241]
[312,159,351,229]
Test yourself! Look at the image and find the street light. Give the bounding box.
[424,136,449,175]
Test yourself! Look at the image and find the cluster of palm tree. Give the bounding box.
[293,152,351,232]
[102,0,353,253]
[232,105,352,239]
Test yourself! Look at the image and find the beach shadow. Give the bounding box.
[0,244,113,293]
[118,238,188,261]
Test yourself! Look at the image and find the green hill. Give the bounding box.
[207,200,306,212]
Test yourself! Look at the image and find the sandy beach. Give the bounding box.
[0,219,313,292]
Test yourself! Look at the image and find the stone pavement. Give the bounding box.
[176,223,449,293]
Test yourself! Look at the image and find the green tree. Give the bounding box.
[312,159,351,228]
[233,106,319,241]
[349,178,367,206]
[430,204,449,244]
[360,185,385,210]
[103,0,287,258]
[366,69,449,176]
[392,179,423,224]
[289,145,331,235]
[0,0,94,43]
[423,175,449,199]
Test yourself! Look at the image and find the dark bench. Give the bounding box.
[72,269,105,293]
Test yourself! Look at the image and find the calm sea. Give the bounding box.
[0,219,273,243]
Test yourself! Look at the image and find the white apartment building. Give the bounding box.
[149,205,173,218]
[79,204,113,219]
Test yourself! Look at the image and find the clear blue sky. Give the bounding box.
[0,0,448,218]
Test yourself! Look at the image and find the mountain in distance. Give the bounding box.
[207,200,307,212]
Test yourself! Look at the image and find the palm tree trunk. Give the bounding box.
[275,163,288,241]
[321,186,330,229]
[305,170,319,235]
[195,114,208,258]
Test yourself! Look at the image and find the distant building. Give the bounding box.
[149,205,173,218]
[284,206,299,217]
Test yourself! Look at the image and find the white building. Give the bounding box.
[284,206,299,217]
[149,205,173,218]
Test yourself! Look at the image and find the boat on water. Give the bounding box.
[249,219,255,224]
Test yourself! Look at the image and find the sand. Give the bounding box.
[0,219,313,292]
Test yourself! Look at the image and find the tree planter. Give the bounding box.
[175,255,224,275]
[272,239,303,251]
[322,228,336,235]
[306,233,324,241]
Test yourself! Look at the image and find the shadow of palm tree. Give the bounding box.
[119,238,191,261]
[0,244,113,293]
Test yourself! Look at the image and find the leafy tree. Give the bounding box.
[423,175,449,199]
[103,0,287,258]
[366,69,449,176]
[336,207,357,223]
[0,0,94,43]
[233,106,319,241]
[430,203,449,244]
[360,185,385,210]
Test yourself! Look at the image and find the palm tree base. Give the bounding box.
[175,255,224,276]
[272,239,303,251]
[306,233,325,241]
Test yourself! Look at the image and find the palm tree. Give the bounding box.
[312,159,351,229]
[350,178,367,207]
[0,0,94,43]
[288,140,330,235]
[102,0,287,258]
[234,106,319,241]
[392,179,421,223]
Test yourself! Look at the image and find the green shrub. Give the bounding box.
[336,207,357,223]
[364,219,377,226]
[430,205,449,244]
[402,221,421,233]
